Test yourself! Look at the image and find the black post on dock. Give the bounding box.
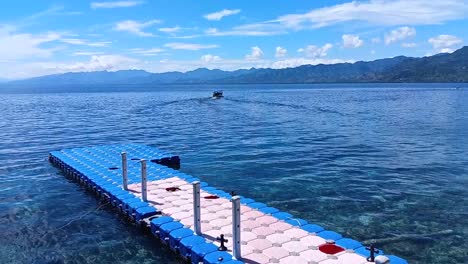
[366,244,379,262]
[216,234,228,251]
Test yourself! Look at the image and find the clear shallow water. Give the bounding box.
[0,84,467,264]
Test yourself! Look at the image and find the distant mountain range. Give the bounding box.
[2,46,467,92]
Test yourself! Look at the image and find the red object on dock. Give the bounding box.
[319,243,345,254]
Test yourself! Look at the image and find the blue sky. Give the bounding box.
[0,0,467,79]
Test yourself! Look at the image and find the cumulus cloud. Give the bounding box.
[275,46,287,58]
[342,34,364,48]
[164,42,218,50]
[201,54,222,63]
[1,54,142,79]
[57,55,140,72]
[428,35,463,53]
[114,19,161,37]
[54,55,140,74]
[297,43,333,58]
[204,9,241,21]
[1,52,353,80]
[0,25,352,80]
[152,55,351,74]
[384,26,416,45]
[245,46,264,60]
[0,26,61,61]
[270,58,352,69]
[91,1,143,9]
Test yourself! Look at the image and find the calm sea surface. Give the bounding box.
[0,84,467,264]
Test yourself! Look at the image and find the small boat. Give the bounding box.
[212,90,224,99]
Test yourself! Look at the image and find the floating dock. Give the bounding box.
[49,144,408,264]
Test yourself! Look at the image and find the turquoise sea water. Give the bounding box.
[0,84,467,264]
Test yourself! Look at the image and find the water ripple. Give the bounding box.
[0,85,467,264]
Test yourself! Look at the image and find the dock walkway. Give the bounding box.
[49,144,408,264]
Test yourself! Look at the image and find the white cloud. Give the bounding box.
[384,26,416,45]
[61,38,111,47]
[152,56,351,74]
[270,57,352,69]
[159,26,182,33]
[91,1,143,9]
[209,0,467,38]
[25,5,82,21]
[204,26,284,37]
[201,54,222,63]
[171,35,200,39]
[164,42,218,50]
[72,51,105,56]
[204,9,241,21]
[3,51,350,79]
[298,43,333,58]
[0,26,351,79]
[0,55,142,79]
[130,48,165,56]
[1,51,352,80]
[275,47,287,58]
[114,19,161,37]
[275,0,468,29]
[57,55,140,72]
[245,46,264,60]
[0,26,61,61]
[401,42,417,48]
[60,38,86,45]
[205,28,219,35]
[342,34,364,48]
[153,58,263,73]
[428,35,463,53]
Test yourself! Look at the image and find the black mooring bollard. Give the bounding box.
[366,244,379,262]
[216,234,228,251]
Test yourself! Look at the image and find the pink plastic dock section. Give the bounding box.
[128,177,375,264]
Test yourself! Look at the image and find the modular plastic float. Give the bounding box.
[49,144,408,264]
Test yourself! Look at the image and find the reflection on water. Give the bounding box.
[0,84,467,264]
